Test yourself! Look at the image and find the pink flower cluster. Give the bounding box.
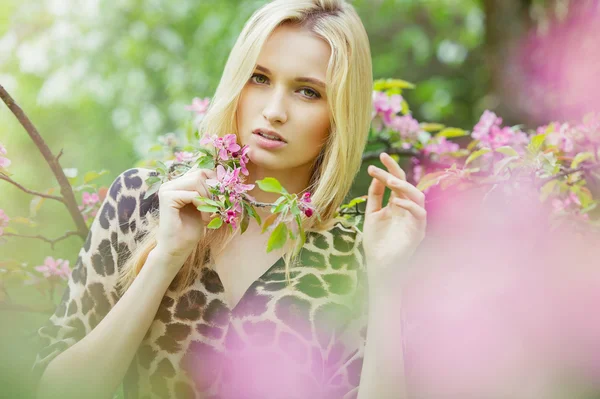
[201,134,250,175]
[472,110,529,152]
[200,135,255,229]
[175,151,197,163]
[0,209,10,236]
[35,256,71,280]
[538,113,600,156]
[78,191,101,222]
[0,142,11,169]
[372,91,421,140]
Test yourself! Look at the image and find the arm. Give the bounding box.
[356,286,408,399]
[37,248,180,399]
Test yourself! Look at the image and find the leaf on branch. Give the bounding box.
[495,146,520,158]
[257,177,288,194]
[267,222,288,252]
[339,196,367,210]
[83,170,109,184]
[571,152,596,169]
[207,217,223,229]
[261,212,279,234]
[420,123,446,132]
[197,205,219,213]
[416,171,449,192]
[494,156,520,176]
[435,128,468,139]
[465,148,492,166]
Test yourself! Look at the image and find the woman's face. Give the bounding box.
[236,23,332,173]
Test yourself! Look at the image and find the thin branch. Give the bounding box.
[0,174,64,202]
[0,302,54,314]
[538,162,600,186]
[3,231,79,250]
[0,84,88,239]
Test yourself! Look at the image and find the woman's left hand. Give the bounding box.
[363,152,427,287]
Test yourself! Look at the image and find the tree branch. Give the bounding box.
[3,231,80,250]
[0,174,64,202]
[0,84,88,239]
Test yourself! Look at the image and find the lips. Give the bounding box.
[252,128,287,143]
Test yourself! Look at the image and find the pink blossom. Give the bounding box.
[0,209,10,236]
[472,110,529,151]
[388,114,421,139]
[82,192,100,206]
[423,137,460,157]
[174,151,197,163]
[372,91,404,125]
[185,97,210,115]
[231,145,251,176]
[206,165,254,198]
[35,256,71,280]
[298,192,315,218]
[200,134,241,161]
[0,142,11,169]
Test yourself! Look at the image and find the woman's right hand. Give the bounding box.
[154,166,218,265]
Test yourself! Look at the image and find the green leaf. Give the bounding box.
[207,217,223,229]
[528,133,547,155]
[416,171,448,192]
[196,156,215,170]
[420,123,446,132]
[198,197,221,207]
[83,170,109,184]
[435,128,468,139]
[465,148,492,166]
[144,182,161,199]
[571,152,595,169]
[197,205,219,213]
[240,210,250,234]
[495,146,520,158]
[272,200,288,214]
[267,222,288,252]
[145,176,162,186]
[540,180,559,202]
[340,196,367,210]
[148,144,163,152]
[257,177,287,194]
[261,213,279,234]
[244,203,262,226]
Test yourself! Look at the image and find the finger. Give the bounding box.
[380,152,407,181]
[162,190,213,222]
[365,171,386,215]
[390,197,427,221]
[369,166,425,207]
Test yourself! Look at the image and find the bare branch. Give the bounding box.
[538,162,600,186]
[0,84,88,239]
[3,231,79,250]
[0,174,64,202]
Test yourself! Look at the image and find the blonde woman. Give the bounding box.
[33,0,427,398]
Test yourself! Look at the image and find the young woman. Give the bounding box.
[33,0,427,398]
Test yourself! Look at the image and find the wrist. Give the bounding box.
[146,246,187,277]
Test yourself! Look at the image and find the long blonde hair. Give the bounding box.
[117,0,373,294]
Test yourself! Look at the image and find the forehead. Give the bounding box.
[257,24,331,79]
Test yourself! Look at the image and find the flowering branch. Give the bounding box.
[0,84,88,239]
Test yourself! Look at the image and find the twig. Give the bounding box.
[0,174,64,202]
[0,84,88,239]
[538,163,600,186]
[3,231,79,250]
[0,302,54,314]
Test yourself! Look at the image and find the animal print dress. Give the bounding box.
[32,168,369,399]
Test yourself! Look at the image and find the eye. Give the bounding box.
[250,73,268,84]
[300,88,321,99]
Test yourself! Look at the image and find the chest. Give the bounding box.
[211,230,286,310]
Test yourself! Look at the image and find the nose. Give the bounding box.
[262,89,287,124]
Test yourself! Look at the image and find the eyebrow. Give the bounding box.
[255,65,326,89]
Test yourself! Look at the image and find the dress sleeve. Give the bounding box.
[31,167,159,382]
[323,222,370,399]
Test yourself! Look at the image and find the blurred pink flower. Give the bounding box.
[0,209,10,236]
[0,142,11,169]
[472,110,529,151]
[82,192,100,206]
[184,97,210,115]
[388,114,421,139]
[35,256,71,280]
[424,137,460,157]
[372,91,404,125]
[174,151,197,163]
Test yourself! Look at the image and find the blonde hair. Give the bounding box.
[117,0,373,294]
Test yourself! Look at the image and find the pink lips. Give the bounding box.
[253,132,287,150]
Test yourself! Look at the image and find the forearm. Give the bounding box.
[357,287,407,399]
[37,249,180,399]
